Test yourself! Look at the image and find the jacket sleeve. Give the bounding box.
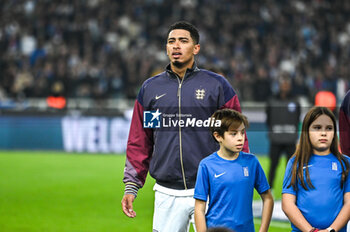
[123,99,154,196]
[220,80,250,153]
[339,93,350,157]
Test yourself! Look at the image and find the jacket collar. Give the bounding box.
[166,62,200,78]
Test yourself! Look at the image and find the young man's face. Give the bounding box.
[217,122,245,155]
[166,29,200,68]
[309,114,334,155]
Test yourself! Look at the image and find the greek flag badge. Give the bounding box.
[243,167,249,177]
[332,162,337,171]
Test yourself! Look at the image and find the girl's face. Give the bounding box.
[309,114,334,155]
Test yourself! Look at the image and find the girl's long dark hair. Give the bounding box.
[288,106,350,190]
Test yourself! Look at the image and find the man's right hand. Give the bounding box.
[121,194,136,218]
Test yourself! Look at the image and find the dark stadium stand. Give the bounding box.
[0,0,349,109]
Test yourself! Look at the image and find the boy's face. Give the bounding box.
[217,122,245,154]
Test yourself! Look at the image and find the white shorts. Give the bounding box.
[152,184,195,232]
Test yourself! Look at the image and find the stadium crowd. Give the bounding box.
[0,0,350,102]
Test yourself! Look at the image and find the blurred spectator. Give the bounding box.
[253,65,271,101]
[314,90,337,112]
[46,81,67,110]
[12,62,34,99]
[0,0,350,102]
[266,73,300,190]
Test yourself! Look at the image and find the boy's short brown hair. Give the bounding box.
[209,109,249,141]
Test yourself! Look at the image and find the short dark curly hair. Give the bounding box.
[167,21,200,44]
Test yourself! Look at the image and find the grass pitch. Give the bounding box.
[0,151,290,232]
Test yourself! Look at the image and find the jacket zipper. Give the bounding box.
[177,76,187,189]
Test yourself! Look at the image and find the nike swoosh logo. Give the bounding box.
[155,93,166,100]
[303,164,313,169]
[214,172,226,178]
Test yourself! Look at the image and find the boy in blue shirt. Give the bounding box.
[282,106,350,232]
[194,109,274,232]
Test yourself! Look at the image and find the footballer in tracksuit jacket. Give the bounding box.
[340,89,350,157]
[123,63,249,195]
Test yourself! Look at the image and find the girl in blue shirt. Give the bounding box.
[194,109,274,232]
[282,106,350,232]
